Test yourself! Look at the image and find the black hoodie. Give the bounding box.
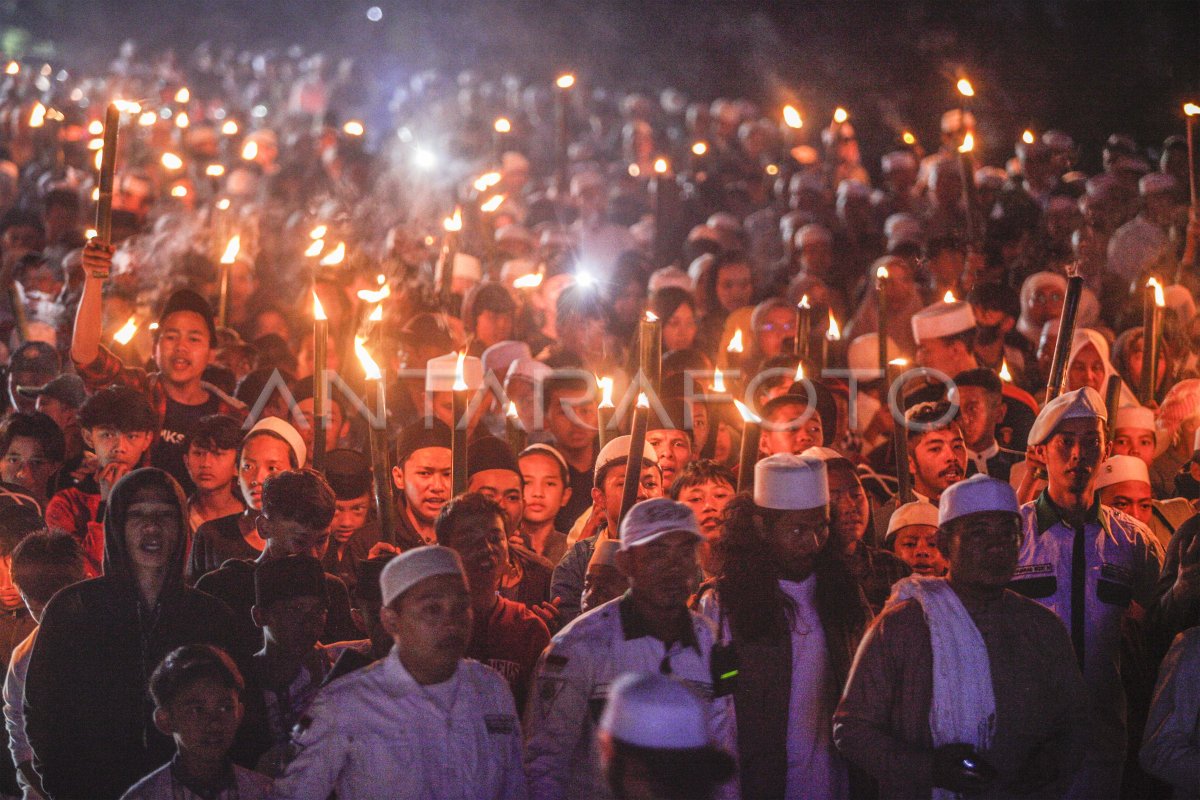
[25,468,239,800]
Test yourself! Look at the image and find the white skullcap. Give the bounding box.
[247,417,307,469]
[1114,405,1155,432]
[380,546,465,607]
[938,474,1019,525]
[801,445,849,463]
[505,356,551,384]
[881,151,917,173]
[619,498,702,551]
[754,453,828,510]
[1094,455,1150,491]
[588,538,622,569]
[911,301,976,343]
[1164,285,1196,324]
[481,340,531,381]
[599,672,709,749]
[886,500,939,538]
[425,352,484,392]
[796,223,832,248]
[847,333,898,381]
[884,213,923,246]
[451,252,482,282]
[1028,387,1107,446]
[647,266,693,294]
[1139,172,1176,196]
[595,435,658,479]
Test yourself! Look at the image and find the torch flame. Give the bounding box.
[958,132,975,153]
[798,294,811,310]
[480,194,506,213]
[691,141,708,156]
[241,140,258,161]
[733,398,762,424]
[354,337,382,381]
[357,285,391,304]
[513,272,543,289]
[783,105,803,129]
[28,102,45,128]
[453,352,468,392]
[305,225,325,241]
[876,265,890,280]
[174,87,189,104]
[827,310,841,341]
[443,209,463,232]
[494,117,511,133]
[161,152,183,170]
[219,236,240,265]
[319,242,346,266]
[473,172,502,192]
[216,198,231,210]
[645,311,658,323]
[138,111,157,127]
[342,120,365,137]
[1022,129,1035,144]
[902,131,916,145]
[943,290,957,303]
[889,357,909,367]
[87,120,103,136]
[598,376,614,409]
[305,239,324,258]
[112,100,141,114]
[999,359,1013,382]
[4,62,17,76]
[794,361,805,381]
[170,185,188,198]
[956,78,975,98]
[369,304,383,322]
[653,158,669,174]
[313,292,327,321]
[727,329,744,354]
[832,107,848,124]
[221,120,238,135]
[175,111,189,129]
[636,392,649,410]
[1186,103,1200,117]
[712,366,726,393]
[555,73,576,89]
[205,164,225,177]
[85,228,97,240]
[113,317,139,345]
[506,401,519,419]
[1148,277,1165,307]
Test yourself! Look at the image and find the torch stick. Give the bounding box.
[1185,104,1199,209]
[1044,274,1084,403]
[888,358,913,503]
[618,393,650,525]
[639,311,662,396]
[506,402,527,455]
[355,337,397,545]
[312,292,328,472]
[1104,374,1122,442]
[795,295,812,359]
[95,103,120,243]
[1141,278,1164,404]
[451,352,469,497]
[875,265,890,374]
[597,376,614,450]
[733,399,761,494]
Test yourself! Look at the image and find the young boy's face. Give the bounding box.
[331,492,371,544]
[519,453,571,526]
[87,427,154,469]
[155,679,243,764]
[676,479,734,540]
[184,443,238,494]
[256,595,328,660]
[1,436,59,499]
[154,310,213,388]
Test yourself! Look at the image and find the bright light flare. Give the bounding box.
[494,117,511,133]
[691,141,708,156]
[958,132,975,153]
[205,164,225,177]
[876,265,890,280]
[943,290,957,303]
[313,292,327,321]
[513,272,543,289]
[356,285,391,303]
[1148,277,1165,307]
[319,242,346,266]
[794,361,805,381]
[87,120,104,136]
[999,360,1013,382]
[174,111,189,129]
[170,185,188,198]
[1185,103,1200,117]
[368,304,383,322]
[798,294,811,310]
[453,352,468,391]
[1022,130,1035,144]
[473,172,502,192]
[957,78,975,98]
[480,194,506,213]
[310,225,327,239]
[712,366,726,393]
[636,392,649,410]
[832,107,848,124]
[174,87,190,103]
[113,317,139,345]
[241,140,258,160]
[28,102,45,128]
[221,120,239,135]
[342,120,364,136]
[783,105,803,129]
[555,73,575,89]
[161,152,183,170]
[219,236,240,264]
[653,158,669,174]
[733,398,761,424]
[137,111,157,127]
[443,209,462,232]
[902,131,916,145]
[826,311,841,341]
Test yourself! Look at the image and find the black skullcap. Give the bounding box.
[467,436,519,478]
[394,419,452,466]
[159,288,218,346]
[254,555,328,608]
[967,282,1020,321]
[779,379,838,446]
[648,396,696,436]
[324,448,373,499]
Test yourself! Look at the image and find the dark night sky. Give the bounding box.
[4,0,1198,167]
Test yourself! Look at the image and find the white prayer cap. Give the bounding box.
[847,333,898,381]
[504,356,551,385]
[1028,387,1107,446]
[451,252,482,282]
[1164,285,1196,325]
[707,212,743,235]
[911,301,976,343]
[380,546,465,607]
[1139,172,1176,196]
[588,538,622,570]
[595,435,658,479]
[796,223,832,248]
[599,672,709,749]
[886,500,939,538]
[481,340,531,383]
[801,445,849,464]
[754,454,828,510]
[494,224,533,246]
[881,150,917,173]
[938,474,1019,525]
[247,417,306,469]
[1113,405,1155,432]
[425,352,484,392]
[1094,455,1150,491]
[647,266,693,294]
[619,498,702,550]
[884,213,923,247]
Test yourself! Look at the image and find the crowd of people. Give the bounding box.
[0,35,1193,800]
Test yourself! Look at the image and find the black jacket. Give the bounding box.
[25,468,239,800]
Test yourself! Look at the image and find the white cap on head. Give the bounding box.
[481,340,531,380]
[1028,387,1107,446]
[754,453,828,510]
[938,474,1020,525]
[912,301,976,343]
[796,224,832,248]
[588,538,622,569]
[599,672,709,750]
[881,151,917,173]
[848,333,898,381]
[596,435,658,479]
[647,266,693,294]
[380,546,464,607]
[451,252,482,282]
[426,352,484,393]
[1139,172,1176,196]
[1095,455,1151,491]
[886,500,940,538]
[248,417,307,469]
[619,498,702,551]
[505,356,552,384]
[1114,405,1155,432]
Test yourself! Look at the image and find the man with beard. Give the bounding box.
[71,243,244,492]
[835,475,1088,799]
[270,547,528,799]
[436,492,549,712]
[1009,388,1163,797]
[806,446,911,613]
[872,401,967,545]
[525,498,737,800]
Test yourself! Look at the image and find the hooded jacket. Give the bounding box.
[25,468,238,800]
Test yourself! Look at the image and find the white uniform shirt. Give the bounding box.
[1013,495,1163,758]
[269,650,527,800]
[524,595,738,800]
[4,628,38,800]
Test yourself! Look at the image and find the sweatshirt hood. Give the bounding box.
[102,467,191,596]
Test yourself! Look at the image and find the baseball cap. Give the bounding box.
[618,498,702,550]
[16,373,86,408]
